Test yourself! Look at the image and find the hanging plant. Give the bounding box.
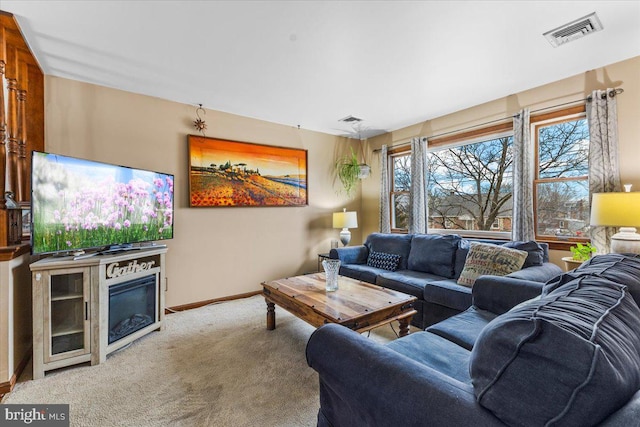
[336,147,361,197]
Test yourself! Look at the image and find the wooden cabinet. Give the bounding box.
[0,12,45,245]
[31,247,167,379]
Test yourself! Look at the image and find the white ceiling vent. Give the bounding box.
[339,115,363,123]
[544,12,603,48]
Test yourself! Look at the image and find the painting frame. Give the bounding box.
[188,135,308,208]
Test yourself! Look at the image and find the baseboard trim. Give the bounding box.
[0,347,31,398]
[165,290,262,314]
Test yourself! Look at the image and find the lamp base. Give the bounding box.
[611,227,640,254]
[339,228,351,246]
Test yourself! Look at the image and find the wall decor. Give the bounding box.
[193,103,207,136]
[188,135,308,207]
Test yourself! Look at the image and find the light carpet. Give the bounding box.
[2,295,400,426]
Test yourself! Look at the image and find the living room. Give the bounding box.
[1,1,640,426]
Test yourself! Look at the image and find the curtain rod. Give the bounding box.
[373,88,624,153]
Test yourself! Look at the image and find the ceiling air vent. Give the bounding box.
[543,12,603,48]
[339,115,363,123]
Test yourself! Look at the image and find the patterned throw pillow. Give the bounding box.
[367,250,401,271]
[457,242,528,287]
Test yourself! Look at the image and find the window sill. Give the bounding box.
[536,239,589,251]
[388,230,588,251]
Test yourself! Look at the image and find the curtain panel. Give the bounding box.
[379,145,391,233]
[409,137,428,234]
[587,88,621,254]
[512,108,535,241]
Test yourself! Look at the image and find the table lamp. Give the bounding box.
[590,188,640,254]
[333,208,358,246]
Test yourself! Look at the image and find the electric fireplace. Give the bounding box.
[108,274,157,344]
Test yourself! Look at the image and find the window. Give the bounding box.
[428,136,513,236]
[386,107,589,243]
[390,153,410,230]
[534,112,589,240]
[388,134,514,236]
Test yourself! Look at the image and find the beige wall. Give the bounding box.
[364,56,640,265]
[44,77,362,307]
[42,56,640,304]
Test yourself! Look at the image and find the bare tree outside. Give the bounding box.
[535,118,589,238]
[428,137,513,231]
[388,115,589,237]
[391,155,411,229]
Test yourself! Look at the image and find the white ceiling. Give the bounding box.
[2,1,640,138]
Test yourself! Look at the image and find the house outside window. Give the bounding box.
[386,107,589,244]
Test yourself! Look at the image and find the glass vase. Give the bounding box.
[322,259,341,292]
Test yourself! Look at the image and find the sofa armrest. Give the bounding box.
[505,262,563,282]
[306,324,502,427]
[472,276,544,314]
[329,245,368,264]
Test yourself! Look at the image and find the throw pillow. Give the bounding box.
[456,242,527,287]
[503,240,544,267]
[407,234,461,278]
[365,233,412,270]
[470,276,640,427]
[366,250,401,271]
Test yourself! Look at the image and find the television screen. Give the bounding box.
[31,151,174,255]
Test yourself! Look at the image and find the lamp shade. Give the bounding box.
[333,211,358,229]
[590,192,640,227]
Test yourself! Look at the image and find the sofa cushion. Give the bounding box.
[365,233,413,270]
[426,306,498,351]
[544,253,640,306]
[386,331,472,384]
[470,276,640,427]
[376,270,444,299]
[366,250,401,271]
[503,240,544,267]
[338,264,385,284]
[422,279,473,311]
[407,234,461,278]
[457,242,527,287]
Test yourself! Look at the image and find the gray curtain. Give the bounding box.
[512,108,535,241]
[409,137,428,234]
[379,144,391,233]
[587,88,621,254]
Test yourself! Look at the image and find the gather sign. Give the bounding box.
[106,259,156,279]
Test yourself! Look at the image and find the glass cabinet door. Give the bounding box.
[44,268,91,362]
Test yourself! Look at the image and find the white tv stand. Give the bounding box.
[31,246,168,379]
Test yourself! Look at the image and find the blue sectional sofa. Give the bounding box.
[306,253,640,426]
[330,233,563,329]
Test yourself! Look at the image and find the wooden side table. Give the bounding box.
[317,253,331,272]
[561,256,584,271]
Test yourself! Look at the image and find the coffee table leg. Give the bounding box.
[398,316,411,337]
[266,300,276,330]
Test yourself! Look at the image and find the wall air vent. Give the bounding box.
[543,12,603,48]
[339,115,363,123]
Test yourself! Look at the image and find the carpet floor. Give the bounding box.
[2,295,400,426]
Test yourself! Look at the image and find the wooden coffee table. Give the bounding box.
[262,273,417,337]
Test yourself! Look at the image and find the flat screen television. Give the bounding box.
[31,151,174,256]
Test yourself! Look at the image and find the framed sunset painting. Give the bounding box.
[188,135,308,207]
